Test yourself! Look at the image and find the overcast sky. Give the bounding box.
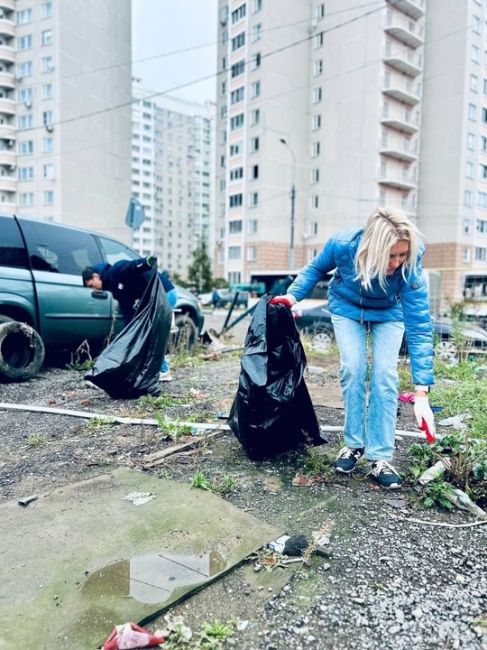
[132,0,218,105]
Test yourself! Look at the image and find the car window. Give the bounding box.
[97,236,138,264]
[20,220,101,274]
[0,217,28,268]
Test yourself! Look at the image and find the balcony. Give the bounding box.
[0,71,14,89]
[381,104,419,134]
[0,0,15,11]
[0,123,14,140]
[0,19,14,39]
[383,73,421,105]
[384,43,422,77]
[385,10,423,48]
[386,0,424,20]
[0,149,15,166]
[380,133,418,162]
[0,45,14,65]
[0,176,16,192]
[0,97,15,115]
[379,169,416,191]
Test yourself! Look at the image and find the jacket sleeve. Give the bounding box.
[287,238,337,302]
[400,259,435,386]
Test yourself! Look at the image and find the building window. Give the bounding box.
[229,193,243,208]
[465,190,473,207]
[41,2,53,18]
[313,87,322,103]
[311,195,319,209]
[230,87,245,104]
[18,88,33,104]
[250,80,261,98]
[477,219,487,233]
[18,166,34,181]
[229,167,244,181]
[314,59,323,76]
[248,218,258,234]
[481,164,487,179]
[17,8,32,25]
[473,15,481,34]
[228,246,241,260]
[477,191,487,208]
[18,140,34,155]
[467,132,476,150]
[463,219,471,234]
[314,32,324,48]
[43,110,53,126]
[43,137,54,153]
[19,192,34,206]
[229,220,242,234]
[250,164,259,179]
[231,59,245,77]
[311,141,321,157]
[463,248,471,263]
[251,23,262,42]
[315,3,325,19]
[312,114,322,130]
[250,108,260,125]
[42,83,54,99]
[252,0,262,12]
[249,191,258,206]
[41,29,53,46]
[470,74,478,92]
[17,61,33,78]
[42,56,54,73]
[17,34,32,50]
[251,52,261,70]
[247,245,257,262]
[311,168,320,183]
[230,113,244,130]
[43,163,54,179]
[231,4,246,24]
[466,161,474,178]
[469,103,477,120]
[475,247,487,261]
[231,32,245,51]
[229,141,243,156]
[43,190,54,205]
[18,114,33,130]
[250,136,259,152]
[472,44,480,63]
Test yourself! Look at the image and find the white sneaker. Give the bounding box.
[159,371,174,382]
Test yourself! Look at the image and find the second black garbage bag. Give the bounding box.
[85,270,171,399]
[228,297,323,459]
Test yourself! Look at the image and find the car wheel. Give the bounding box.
[0,321,45,381]
[168,314,198,353]
[310,327,335,354]
[435,340,457,362]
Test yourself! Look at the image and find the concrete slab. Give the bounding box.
[0,468,280,649]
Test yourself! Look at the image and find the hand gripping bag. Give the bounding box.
[228,297,323,459]
[85,270,171,398]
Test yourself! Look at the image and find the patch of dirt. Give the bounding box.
[1,349,486,650]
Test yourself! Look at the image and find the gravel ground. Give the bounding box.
[0,323,486,649]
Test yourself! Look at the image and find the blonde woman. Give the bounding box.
[271,208,435,489]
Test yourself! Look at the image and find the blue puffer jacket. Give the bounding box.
[288,228,434,385]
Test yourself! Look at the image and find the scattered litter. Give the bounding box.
[268,535,290,554]
[398,392,415,403]
[445,487,487,520]
[122,492,157,506]
[18,495,38,507]
[189,388,205,399]
[307,365,326,375]
[438,413,472,430]
[237,620,249,632]
[283,534,309,557]
[292,473,323,487]
[161,615,192,644]
[417,459,452,486]
[102,622,165,650]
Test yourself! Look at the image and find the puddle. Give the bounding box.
[83,550,227,605]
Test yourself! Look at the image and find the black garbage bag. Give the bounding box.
[85,270,171,399]
[228,297,323,459]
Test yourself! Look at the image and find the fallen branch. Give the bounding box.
[141,430,225,467]
[402,517,487,529]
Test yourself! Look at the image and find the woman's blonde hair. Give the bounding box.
[355,208,421,290]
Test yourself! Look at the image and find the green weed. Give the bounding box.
[67,340,95,371]
[190,471,237,495]
[26,433,48,446]
[154,413,193,439]
[138,394,185,409]
[190,471,213,491]
[301,447,334,479]
[421,481,455,511]
[83,416,117,436]
[199,621,234,648]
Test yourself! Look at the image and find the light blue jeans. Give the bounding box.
[331,314,405,461]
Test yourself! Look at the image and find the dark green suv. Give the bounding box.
[0,214,204,379]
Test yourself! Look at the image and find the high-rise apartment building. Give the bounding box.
[0,0,132,242]
[131,83,214,280]
[216,0,487,309]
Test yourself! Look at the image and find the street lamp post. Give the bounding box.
[279,138,296,270]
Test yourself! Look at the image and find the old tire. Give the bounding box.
[0,321,45,381]
[168,314,198,353]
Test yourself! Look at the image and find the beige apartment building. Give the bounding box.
[215,0,487,310]
[0,0,132,243]
[130,84,214,280]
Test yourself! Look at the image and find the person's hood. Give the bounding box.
[92,262,110,276]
